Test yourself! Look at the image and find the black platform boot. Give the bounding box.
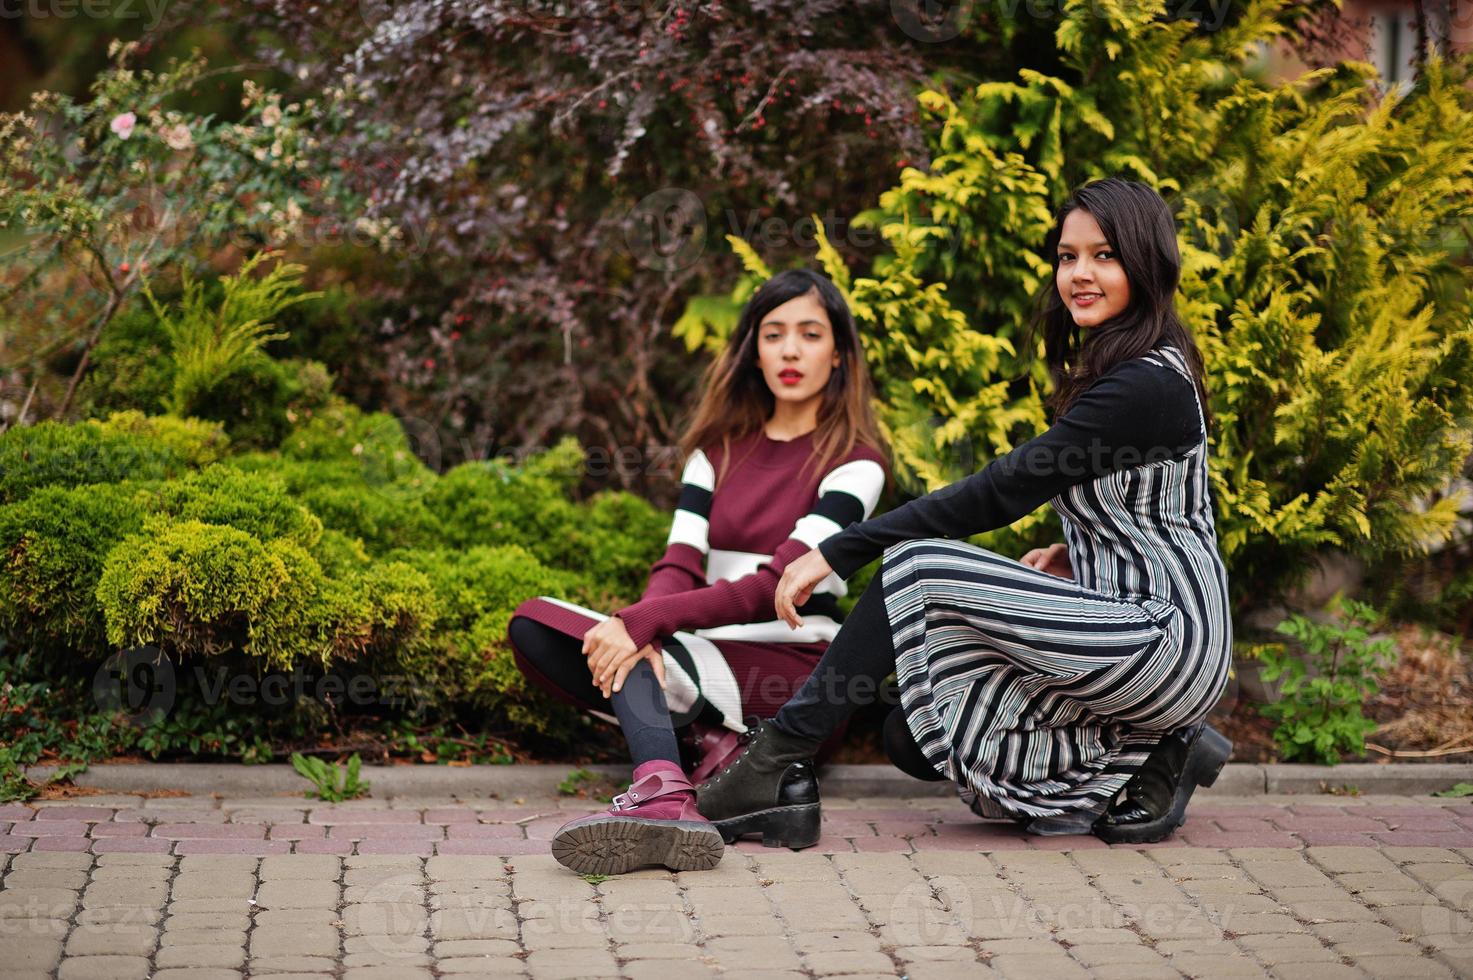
[694,718,822,850]
[1094,722,1232,844]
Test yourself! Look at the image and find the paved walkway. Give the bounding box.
[1,793,1470,978]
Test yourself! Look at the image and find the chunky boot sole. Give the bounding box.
[1095,725,1233,845]
[551,816,724,875]
[711,803,820,850]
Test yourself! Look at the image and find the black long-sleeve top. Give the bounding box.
[818,353,1204,579]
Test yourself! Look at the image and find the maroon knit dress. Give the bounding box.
[510,429,888,733]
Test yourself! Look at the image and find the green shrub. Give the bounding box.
[179,355,337,451]
[142,464,323,549]
[95,515,440,673]
[423,455,595,573]
[94,412,230,468]
[280,399,435,493]
[247,542,437,670]
[0,419,189,504]
[310,528,371,578]
[578,490,671,602]
[96,517,291,660]
[387,545,581,737]
[295,478,442,555]
[0,483,149,648]
[77,282,337,450]
[512,436,587,495]
[416,442,666,605]
[75,295,337,450]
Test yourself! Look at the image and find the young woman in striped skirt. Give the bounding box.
[697,178,1234,847]
[507,269,890,873]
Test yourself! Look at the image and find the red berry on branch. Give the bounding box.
[118,262,131,274]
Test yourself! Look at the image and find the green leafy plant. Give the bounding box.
[1432,783,1473,798]
[556,767,629,803]
[143,250,323,419]
[1256,595,1395,764]
[557,768,597,797]
[290,751,369,801]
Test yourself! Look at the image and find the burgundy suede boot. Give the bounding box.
[551,760,724,875]
[686,718,754,786]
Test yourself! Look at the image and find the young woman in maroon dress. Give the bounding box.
[507,268,890,874]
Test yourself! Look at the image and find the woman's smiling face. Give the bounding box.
[1056,208,1130,328]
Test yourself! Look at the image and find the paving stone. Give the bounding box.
[703,936,804,971]
[438,956,528,974]
[163,911,252,931]
[521,947,620,978]
[153,943,249,969]
[248,922,343,958]
[254,879,341,908]
[62,921,156,956]
[246,954,339,973]
[624,960,718,980]
[159,928,248,947]
[56,954,152,979]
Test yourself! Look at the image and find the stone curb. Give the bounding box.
[24,761,1473,799]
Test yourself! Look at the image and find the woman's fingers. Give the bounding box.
[590,644,624,686]
[611,659,634,694]
[647,648,666,689]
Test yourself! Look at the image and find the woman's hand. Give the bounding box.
[583,617,666,698]
[774,548,835,629]
[1021,542,1073,580]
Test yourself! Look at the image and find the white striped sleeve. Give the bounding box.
[666,449,715,554]
[790,458,887,549]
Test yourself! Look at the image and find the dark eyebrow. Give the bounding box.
[761,319,828,328]
[1057,241,1112,251]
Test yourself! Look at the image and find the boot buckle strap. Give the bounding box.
[610,769,694,812]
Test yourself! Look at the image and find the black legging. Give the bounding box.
[774,574,946,782]
[507,616,681,767]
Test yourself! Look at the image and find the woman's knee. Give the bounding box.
[507,616,594,700]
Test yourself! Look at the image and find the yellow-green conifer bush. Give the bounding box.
[771,0,1473,610]
[0,250,674,757]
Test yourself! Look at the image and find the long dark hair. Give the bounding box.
[679,268,888,490]
[1026,178,1214,432]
